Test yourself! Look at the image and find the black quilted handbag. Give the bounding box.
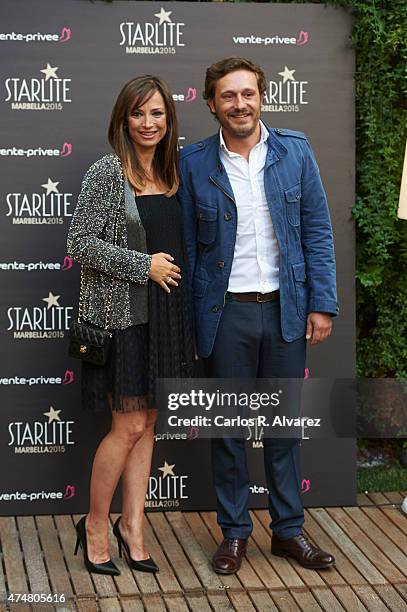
[68,321,112,366]
[68,205,119,366]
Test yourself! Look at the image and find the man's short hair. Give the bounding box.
[204,57,267,101]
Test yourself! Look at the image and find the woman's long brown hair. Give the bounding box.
[108,75,179,196]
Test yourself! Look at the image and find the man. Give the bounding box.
[178,57,338,574]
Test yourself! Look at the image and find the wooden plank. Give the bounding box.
[309,508,387,585]
[6,606,30,612]
[331,586,368,611]
[99,597,122,612]
[227,591,257,611]
[166,511,223,592]
[353,585,391,611]
[143,514,182,594]
[207,592,235,611]
[357,493,374,506]
[143,594,166,611]
[379,505,407,535]
[254,510,315,589]
[17,516,50,594]
[201,511,264,591]
[71,514,118,599]
[383,492,404,504]
[110,514,160,598]
[311,587,346,612]
[36,515,74,599]
[327,507,405,583]
[360,506,407,552]
[108,514,141,598]
[185,512,242,590]
[148,512,201,592]
[76,600,99,612]
[185,593,215,612]
[290,589,324,611]
[163,595,190,612]
[366,492,391,506]
[268,589,302,611]
[375,584,407,611]
[121,597,145,612]
[55,602,79,612]
[247,513,287,590]
[394,583,407,601]
[54,515,95,598]
[303,511,356,587]
[249,590,279,611]
[0,517,28,596]
[343,506,407,576]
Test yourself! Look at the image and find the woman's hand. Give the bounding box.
[149,252,181,293]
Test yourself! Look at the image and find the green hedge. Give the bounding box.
[228,0,407,377]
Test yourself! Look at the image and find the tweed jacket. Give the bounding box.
[67,154,152,329]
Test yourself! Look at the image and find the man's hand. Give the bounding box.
[306,312,332,346]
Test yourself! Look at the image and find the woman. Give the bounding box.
[67,76,195,576]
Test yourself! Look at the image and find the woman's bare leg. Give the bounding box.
[119,409,157,560]
[85,408,148,563]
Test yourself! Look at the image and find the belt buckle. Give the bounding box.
[256,293,268,303]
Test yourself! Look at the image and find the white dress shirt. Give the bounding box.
[219,121,280,293]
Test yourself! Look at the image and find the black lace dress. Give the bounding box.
[82,193,195,412]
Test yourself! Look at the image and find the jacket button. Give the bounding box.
[276,128,283,134]
[296,193,300,200]
[217,260,225,268]
[224,212,232,221]
[211,305,220,313]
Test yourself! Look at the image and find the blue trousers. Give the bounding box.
[206,298,306,540]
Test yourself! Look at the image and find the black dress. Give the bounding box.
[82,193,195,412]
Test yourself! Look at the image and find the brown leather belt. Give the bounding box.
[226,290,280,303]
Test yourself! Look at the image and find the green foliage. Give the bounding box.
[357,465,407,493]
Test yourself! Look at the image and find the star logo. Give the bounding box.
[40,63,59,81]
[154,7,172,25]
[42,291,61,309]
[43,406,61,423]
[278,66,296,84]
[41,178,60,196]
[158,461,175,478]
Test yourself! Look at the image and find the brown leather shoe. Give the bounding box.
[271,533,335,569]
[212,538,247,574]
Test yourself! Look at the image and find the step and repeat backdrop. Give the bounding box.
[0,0,355,515]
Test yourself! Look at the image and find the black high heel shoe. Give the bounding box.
[113,516,159,573]
[74,516,121,576]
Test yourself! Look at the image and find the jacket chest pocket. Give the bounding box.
[284,184,301,227]
[197,204,218,246]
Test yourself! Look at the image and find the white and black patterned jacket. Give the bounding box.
[67,154,152,329]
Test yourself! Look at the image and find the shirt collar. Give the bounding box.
[219,120,269,157]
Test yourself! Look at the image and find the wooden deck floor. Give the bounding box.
[0,492,406,611]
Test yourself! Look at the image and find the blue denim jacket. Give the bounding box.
[178,125,338,358]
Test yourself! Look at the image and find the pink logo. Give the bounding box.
[60,142,72,157]
[185,87,197,103]
[59,27,71,43]
[187,426,200,440]
[301,479,311,494]
[297,31,309,46]
[62,255,73,271]
[304,368,310,380]
[62,370,74,385]
[63,484,75,500]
